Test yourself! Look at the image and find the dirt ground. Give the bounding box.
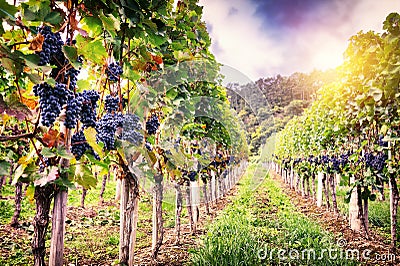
[270,171,399,266]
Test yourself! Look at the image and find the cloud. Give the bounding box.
[198,0,400,81]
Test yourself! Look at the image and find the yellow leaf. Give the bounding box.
[26,185,35,204]
[84,127,104,158]
[1,113,10,124]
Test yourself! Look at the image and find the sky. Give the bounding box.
[198,0,400,81]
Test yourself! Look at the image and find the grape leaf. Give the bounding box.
[56,146,74,159]
[81,17,103,38]
[43,129,62,148]
[34,166,59,186]
[100,12,120,36]
[76,35,107,65]
[42,147,56,158]
[44,11,62,24]
[0,94,32,120]
[0,0,18,19]
[74,164,97,189]
[26,184,35,204]
[0,160,10,175]
[84,127,104,158]
[62,46,78,62]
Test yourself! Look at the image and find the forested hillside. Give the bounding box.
[227,69,338,153]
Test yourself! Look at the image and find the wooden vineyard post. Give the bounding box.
[207,175,213,205]
[290,166,294,189]
[349,175,361,231]
[49,125,70,266]
[211,170,216,202]
[119,178,128,263]
[311,173,316,200]
[185,181,195,233]
[174,181,183,243]
[151,174,163,259]
[202,179,210,215]
[335,173,341,187]
[190,180,200,225]
[330,174,339,214]
[388,141,399,249]
[118,159,140,265]
[99,173,109,203]
[317,172,323,207]
[10,181,23,227]
[49,188,68,266]
[115,178,122,201]
[322,174,330,210]
[80,187,87,208]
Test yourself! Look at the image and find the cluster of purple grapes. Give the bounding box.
[79,90,100,128]
[188,171,197,181]
[38,157,49,172]
[64,65,80,90]
[64,90,99,129]
[119,113,143,146]
[35,26,86,128]
[146,114,160,135]
[33,82,72,127]
[339,153,349,167]
[364,152,387,172]
[104,95,120,113]
[329,156,341,172]
[293,158,302,165]
[64,96,83,129]
[71,130,97,160]
[96,113,124,150]
[96,94,143,150]
[145,142,152,151]
[37,26,64,66]
[106,62,123,82]
[290,153,350,173]
[378,135,388,147]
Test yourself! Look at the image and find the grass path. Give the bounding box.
[189,164,357,265]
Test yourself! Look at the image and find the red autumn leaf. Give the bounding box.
[43,129,62,147]
[29,33,44,51]
[151,54,163,65]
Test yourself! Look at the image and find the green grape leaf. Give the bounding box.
[0,160,10,175]
[100,12,120,36]
[74,164,97,189]
[27,73,42,84]
[62,46,79,67]
[0,0,18,19]
[42,147,56,158]
[76,35,107,65]
[123,64,141,81]
[44,11,62,24]
[77,79,90,90]
[81,17,103,38]
[56,147,74,159]
[26,184,35,204]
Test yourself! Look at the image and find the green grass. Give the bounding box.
[190,165,357,266]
